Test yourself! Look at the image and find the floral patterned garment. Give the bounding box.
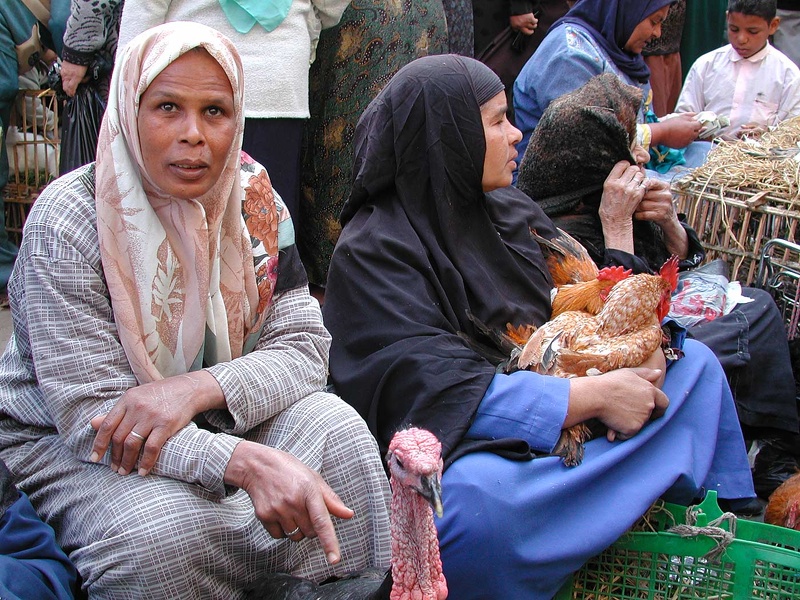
[95,21,281,383]
[297,0,449,286]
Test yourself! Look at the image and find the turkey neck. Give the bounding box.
[389,475,446,600]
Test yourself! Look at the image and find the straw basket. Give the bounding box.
[555,491,800,600]
[674,179,800,288]
[3,89,60,246]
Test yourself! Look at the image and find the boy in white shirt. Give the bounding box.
[676,0,800,139]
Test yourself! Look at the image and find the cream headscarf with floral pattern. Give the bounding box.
[96,21,279,384]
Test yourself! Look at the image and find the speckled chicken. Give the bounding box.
[517,256,680,466]
[765,471,800,531]
[245,427,447,600]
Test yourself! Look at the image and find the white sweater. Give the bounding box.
[118,0,350,119]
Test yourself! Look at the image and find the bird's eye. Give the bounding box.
[394,456,404,469]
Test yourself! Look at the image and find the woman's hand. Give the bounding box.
[224,441,354,565]
[648,113,702,148]
[567,350,669,441]
[634,178,689,258]
[89,370,226,476]
[598,160,647,253]
[60,61,89,97]
[510,13,538,35]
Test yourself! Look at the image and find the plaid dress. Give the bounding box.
[0,166,391,599]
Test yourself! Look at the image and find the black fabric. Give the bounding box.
[325,55,556,462]
[552,0,675,83]
[689,288,799,434]
[0,457,18,519]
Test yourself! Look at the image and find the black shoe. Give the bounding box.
[753,440,800,499]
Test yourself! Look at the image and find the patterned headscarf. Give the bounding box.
[95,21,280,383]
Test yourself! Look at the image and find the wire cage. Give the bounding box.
[754,238,800,340]
[555,492,800,600]
[3,89,60,246]
[674,180,800,288]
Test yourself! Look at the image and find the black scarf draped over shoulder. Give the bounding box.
[323,55,557,463]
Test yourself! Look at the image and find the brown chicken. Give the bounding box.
[531,229,631,318]
[517,256,680,466]
[764,471,800,530]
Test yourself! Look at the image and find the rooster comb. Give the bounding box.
[659,256,680,292]
[597,265,632,283]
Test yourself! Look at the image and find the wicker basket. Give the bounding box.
[3,89,60,246]
[674,179,800,288]
[554,492,800,600]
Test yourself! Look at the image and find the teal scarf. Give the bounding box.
[218,0,292,33]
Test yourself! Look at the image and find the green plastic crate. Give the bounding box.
[554,492,800,599]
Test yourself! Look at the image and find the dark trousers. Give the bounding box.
[688,287,800,435]
[242,117,304,229]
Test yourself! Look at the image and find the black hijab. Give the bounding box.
[553,0,674,83]
[324,55,557,462]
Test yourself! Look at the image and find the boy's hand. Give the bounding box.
[736,122,767,138]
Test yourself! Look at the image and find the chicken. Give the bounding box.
[517,256,680,466]
[245,427,447,600]
[764,471,800,531]
[531,228,631,317]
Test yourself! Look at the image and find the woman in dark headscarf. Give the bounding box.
[323,54,756,599]
[518,72,800,503]
[512,0,702,170]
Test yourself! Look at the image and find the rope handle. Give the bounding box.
[665,509,737,562]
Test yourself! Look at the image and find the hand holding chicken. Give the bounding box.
[518,255,680,465]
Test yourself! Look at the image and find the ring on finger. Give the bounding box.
[129,430,146,442]
[284,526,301,538]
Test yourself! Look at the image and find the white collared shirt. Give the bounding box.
[676,42,800,135]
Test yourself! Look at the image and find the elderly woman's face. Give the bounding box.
[624,6,669,54]
[481,92,522,192]
[137,49,236,200]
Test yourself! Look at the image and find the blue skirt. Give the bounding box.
[436,339,755,599]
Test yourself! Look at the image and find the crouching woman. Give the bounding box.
[0,22,390,599]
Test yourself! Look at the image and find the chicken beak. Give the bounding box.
[420,473,444,518]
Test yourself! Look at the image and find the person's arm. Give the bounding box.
[646,113,702,148]
[20,183,237,495]
[0,459,76,600]
[509,1,538,35]
[117,0,170,50]
[514,25,605,162]
[312,0,352,30]
[60,0,122,96]
[777,66,800,122]
[674,61,705,115]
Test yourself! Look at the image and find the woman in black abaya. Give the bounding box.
[322,54,755,599]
